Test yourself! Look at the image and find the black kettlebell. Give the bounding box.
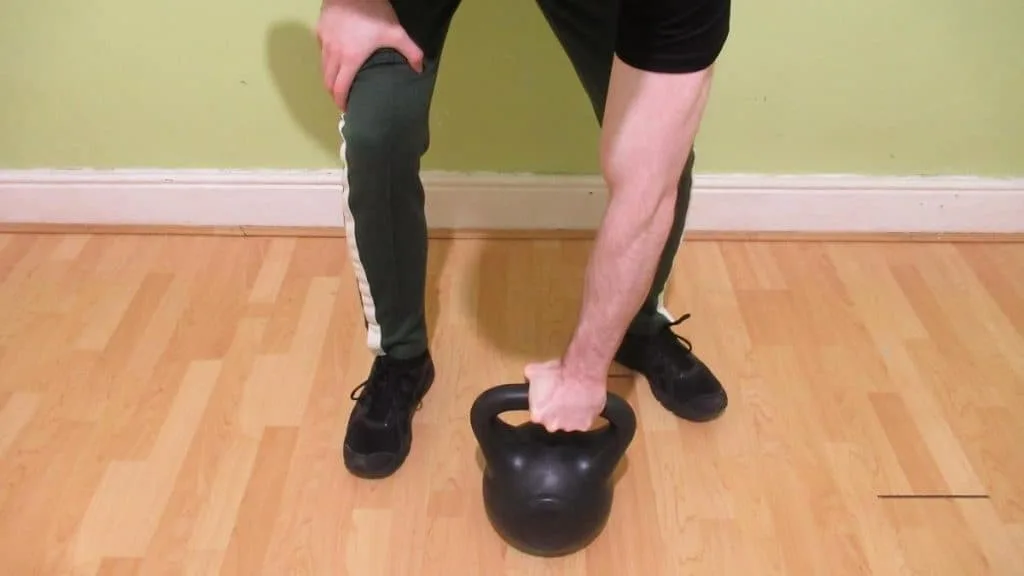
[470,382,637,557]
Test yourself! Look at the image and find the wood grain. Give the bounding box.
[0,233,1021,575]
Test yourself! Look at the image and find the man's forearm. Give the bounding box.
[563,187,677,379]
[563,58,714,380]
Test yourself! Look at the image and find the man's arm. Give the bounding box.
[562,58,715,381]
[524,59,716,432]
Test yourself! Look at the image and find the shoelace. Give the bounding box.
[349,359,422,419]
[348,379,377,403]
[666,313,694,352]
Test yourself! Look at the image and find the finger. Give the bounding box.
[524,361,552,383]
[525,359,560,379]
[332,60,359,112]
[388,30,424,73]
[529,403,546,424]
[524,363,538,382]
[321,48,340,93]
[533,409,560,434]
[570,415,591,432]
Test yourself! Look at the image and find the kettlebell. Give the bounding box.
[470,382,637,557]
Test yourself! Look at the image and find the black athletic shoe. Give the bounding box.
[614,314,727,422]
[342,351,434,479]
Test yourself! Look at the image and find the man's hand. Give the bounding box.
[317,0,423,110]
[525,359,607,432]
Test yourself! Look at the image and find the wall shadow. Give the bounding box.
[265,20,341,159]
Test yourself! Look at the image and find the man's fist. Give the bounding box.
[525,359,607,433]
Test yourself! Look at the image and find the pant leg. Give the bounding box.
[340,0,461,359]
[534,0,695,336]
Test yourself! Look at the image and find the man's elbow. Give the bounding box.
[603,175,679,236]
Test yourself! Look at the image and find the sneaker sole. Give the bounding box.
[646,372,727,423]
[342,363,435,479]
[614,359,727,423]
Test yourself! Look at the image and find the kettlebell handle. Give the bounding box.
[470,382,636,473]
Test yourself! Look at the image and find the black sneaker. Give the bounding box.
[342,351,434,479]
[614,314,727,422]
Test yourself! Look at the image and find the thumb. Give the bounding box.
[524,363,538,382]
[389,31,424,73]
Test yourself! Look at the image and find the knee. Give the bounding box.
[339,101,428,164]
[339,111,424,223]
[338,61,432,164]
[338,88,429,215]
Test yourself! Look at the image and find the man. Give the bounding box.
[317,0,730,479]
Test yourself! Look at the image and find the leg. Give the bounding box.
[339,0,461,478]
[536,0,730,422]
[343,0,461,361]
[534,0,693,338]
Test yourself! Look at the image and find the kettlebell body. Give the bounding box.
[471,383,637,557]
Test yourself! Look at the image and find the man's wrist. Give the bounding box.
[562,334,612,383]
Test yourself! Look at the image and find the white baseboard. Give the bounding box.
[0,169,1021,233]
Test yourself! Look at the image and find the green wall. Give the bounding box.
[1,0,1022,175]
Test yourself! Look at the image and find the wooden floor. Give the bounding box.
[0,232,1022,575]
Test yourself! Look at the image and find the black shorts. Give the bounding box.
[615,0,731,73]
